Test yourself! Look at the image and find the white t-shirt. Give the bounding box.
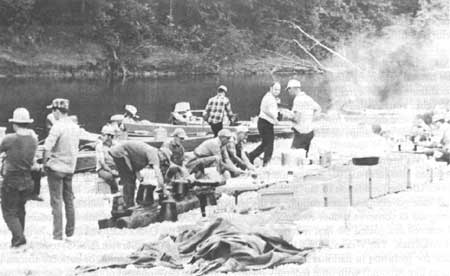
[291,92,321,134]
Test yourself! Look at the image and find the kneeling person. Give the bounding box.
[227,126,255,171]
[96,126,119,194]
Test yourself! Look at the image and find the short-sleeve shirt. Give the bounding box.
[109,141,159,172]
[292,92,321,134]
[258,92,278,124]
[194,138,222,158]
[0,131,38,173]
[95,140,117,171]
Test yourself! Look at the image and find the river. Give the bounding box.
[0,74,331,137]
[1,72,449,138]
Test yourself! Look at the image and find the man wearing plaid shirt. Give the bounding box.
[203,85,234,136]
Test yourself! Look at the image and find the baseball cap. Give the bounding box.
[218,129,232,137]
[171,128,188,139]
[217,85,228,93]
[46,98,69,110]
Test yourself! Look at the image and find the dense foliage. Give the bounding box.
[0,0,422,74]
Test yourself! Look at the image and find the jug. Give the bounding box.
[159,199,178,222]
[136,184,156,206]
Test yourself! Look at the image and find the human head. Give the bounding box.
[270,82,281,97]
[286,79,302,96]
[217,85,227,94]
[171,128,187,142]
[9,107,34,131]
[217,129,232,145]
[47,98,69,120]
[101,125,115,143]
[110,114,124,125]
[235,125,249,142]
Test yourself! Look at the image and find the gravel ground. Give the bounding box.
[1,139,450,276]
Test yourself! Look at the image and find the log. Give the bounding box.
[114,193,201,229]
[116,204,159,229]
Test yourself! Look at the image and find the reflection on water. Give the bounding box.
[0,74,331,136]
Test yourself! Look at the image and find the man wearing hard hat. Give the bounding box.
[286,79,321,156]
[96,125,119,194]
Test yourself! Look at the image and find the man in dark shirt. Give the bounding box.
[0,108,38,248]
[109,141,163,208]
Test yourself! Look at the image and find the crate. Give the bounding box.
[257,187,297,210]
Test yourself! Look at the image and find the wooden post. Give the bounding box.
[368,167,373,199]
[406,158,411,189]
[322,182,328,207]
[348,171,353,206]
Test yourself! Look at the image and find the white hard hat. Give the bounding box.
[286,79,301,90]
[124,105,137,116]
[101,125,115,135]
[235,125,249,133]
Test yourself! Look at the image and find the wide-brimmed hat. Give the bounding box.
[110,114,124,122]
[9,107,34,124]
[217,85,228,93]
[286,79,301,90]
[171,128,187,139]
[46,98,69,110]
[124,105,138,116]
[218,129,232,137]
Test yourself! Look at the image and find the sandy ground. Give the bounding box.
[1,139,450,276]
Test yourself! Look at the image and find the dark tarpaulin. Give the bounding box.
[76,217,314,275]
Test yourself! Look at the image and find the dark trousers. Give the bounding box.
[47,170,75,240]
[97,169,119,193]
[1,185,30,247]
[209,122,223,137]
[113,157,136,208]
[248,118,274,166]
[31,170,41,196]
[291,130,314,156]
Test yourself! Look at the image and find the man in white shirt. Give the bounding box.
[287,79,321,156]
[248,82,281,166]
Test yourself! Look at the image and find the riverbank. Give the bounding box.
[0,40,319,79]
[1,137,450,275]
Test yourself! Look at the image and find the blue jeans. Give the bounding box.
[47,170,75,240]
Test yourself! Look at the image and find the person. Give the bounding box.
[0,108,38,248]
[108,114,125,137]
[122,105,139,125]
[42,98,80,241]
[45,112,56,136]
[227,125,255,171]
[109,141,163,208]
[203,85,234,137]
[161,128,187,167]
[248,82,281,166]
[185,129,243,178]
[287,79,321,156]
[95,125,119,194]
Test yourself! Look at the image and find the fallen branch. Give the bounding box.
[279,19,364,73]
[292,39,330,72]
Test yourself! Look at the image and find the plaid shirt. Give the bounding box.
[204,94,233,124]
